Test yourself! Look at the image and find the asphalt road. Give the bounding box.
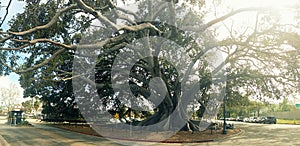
[1,117,300,146]
[209,122,300,146]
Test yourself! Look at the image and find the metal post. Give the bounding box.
[293,96,296,124]
[222,96,227,134]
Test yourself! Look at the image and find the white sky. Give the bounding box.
[225,0,298,8]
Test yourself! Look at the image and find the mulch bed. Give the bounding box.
[49,123,240,143]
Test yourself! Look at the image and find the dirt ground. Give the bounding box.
[50,123,240,142]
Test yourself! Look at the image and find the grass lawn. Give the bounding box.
[277,119,300,125]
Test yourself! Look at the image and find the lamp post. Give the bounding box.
[222,96,227,134]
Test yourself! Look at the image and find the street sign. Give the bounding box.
[114,113,119,119]
[295,103,300,108]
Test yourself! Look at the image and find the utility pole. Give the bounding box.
[222,96,227,134]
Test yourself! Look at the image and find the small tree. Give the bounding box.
[21,100,32,113]
[33,100,40,113]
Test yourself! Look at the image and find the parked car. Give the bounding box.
[236,116,244,122]
[249,116,258,123]
[256,116,266,123]
[243,117,249,122]
[263,116,276,124]
[226,117,236,121]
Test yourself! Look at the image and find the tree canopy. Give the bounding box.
[0,0,299,135]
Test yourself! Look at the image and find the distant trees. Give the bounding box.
[0,82,22,112]
[224,98,298,118]
[278,98,296,112]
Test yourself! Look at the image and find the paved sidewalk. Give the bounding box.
[0,116,9,146]
[0,120,122,146]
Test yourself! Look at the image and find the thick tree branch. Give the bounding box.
[11,38,73,49]
[0,44,30,50]
[74,0,161,33]
[204,7,270,30]
[0,48,66,73]
[74,0,119,30]
[0,34,12,43]
[8,4,77,36]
